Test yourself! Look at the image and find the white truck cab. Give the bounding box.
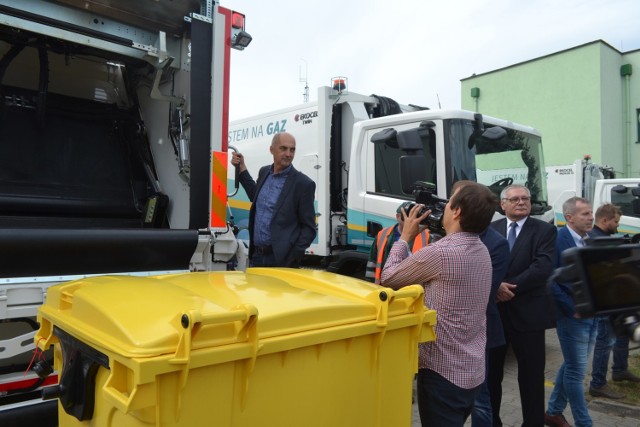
[550,160,640,235]
[228,85,552,277]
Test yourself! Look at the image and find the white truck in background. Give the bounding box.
[548,158,640,235]
[228,84,554,277]
[0,0,249,424]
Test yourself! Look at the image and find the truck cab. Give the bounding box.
[341,109,551,269]
[593,179,640,236]
[550,160,640,235]
[228,86,551,277]
[552,178,640,236]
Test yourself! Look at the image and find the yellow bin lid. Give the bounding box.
[38,268,434,359]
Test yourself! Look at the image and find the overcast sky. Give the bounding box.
[225,0,640,121]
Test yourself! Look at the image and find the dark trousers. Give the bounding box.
[417,368,480,427]
[250,252,276,267]
[487,322,546,427]
[471,352,493,426]
[250,252,300,268]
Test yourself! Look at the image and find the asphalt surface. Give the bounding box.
[411,329,640,426]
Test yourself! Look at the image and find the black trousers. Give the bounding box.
[487,321,546,427]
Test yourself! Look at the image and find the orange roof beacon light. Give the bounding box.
[331,77,348,94]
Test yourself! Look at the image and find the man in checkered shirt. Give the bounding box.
[381,182,496,426]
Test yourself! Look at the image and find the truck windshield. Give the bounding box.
[446,119,548,213]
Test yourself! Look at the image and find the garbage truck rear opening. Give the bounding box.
[0,0,251,423]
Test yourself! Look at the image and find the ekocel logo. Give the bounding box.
[295,111,318,124]
[555,168,574,175]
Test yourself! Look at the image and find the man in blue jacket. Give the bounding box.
[472,226,510,426]
[545,197,597,427]
[231,132,316,267]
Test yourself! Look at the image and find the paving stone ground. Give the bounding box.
[410,329,640,426]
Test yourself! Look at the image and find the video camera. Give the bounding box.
[554,235,640,341]
[406,182,448,237]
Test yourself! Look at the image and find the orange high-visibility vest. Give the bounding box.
[374,226,429,284]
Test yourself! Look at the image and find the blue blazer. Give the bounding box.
[239,165,317,267]
[551,226,579,317]
[480,227,510,349]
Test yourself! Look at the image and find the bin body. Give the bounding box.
[36,268,436,426]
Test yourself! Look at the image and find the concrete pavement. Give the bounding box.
[410,329,640,426]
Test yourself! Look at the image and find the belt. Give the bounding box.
[254,245,273,255]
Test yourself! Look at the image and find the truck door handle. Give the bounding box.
[228,145,240,197]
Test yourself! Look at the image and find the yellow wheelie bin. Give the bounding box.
[35,268,436,426]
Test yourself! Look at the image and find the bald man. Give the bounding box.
[231,132,316,267]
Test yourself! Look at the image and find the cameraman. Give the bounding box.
[365,201,431,284]
[381,182,496,426]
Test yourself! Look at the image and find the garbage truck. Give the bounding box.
[548,158,640,234]
[0,0,250,423]
[228,82,554,277]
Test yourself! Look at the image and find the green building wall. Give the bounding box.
[461,40,640,178]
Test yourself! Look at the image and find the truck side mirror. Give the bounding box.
[400,155,428,194]
[613,185,629,194]
[468,113,485,149]
[397,129,424,154]
[483,126,507,140]
[371,128,398,148]
[468,126,507,150]
[632,187,640,215]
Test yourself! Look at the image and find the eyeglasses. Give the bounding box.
[502,196,531,204]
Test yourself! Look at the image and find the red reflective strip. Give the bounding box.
[210,151,228,227]
[217,7,232,152]
[411,231,429,252]
[376,226,394,266]
[0,374,58,392]
[375,226,394,283]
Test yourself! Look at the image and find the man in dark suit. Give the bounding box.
[231,132,316,267]
[488,184,557,427]
[472,226,510,426]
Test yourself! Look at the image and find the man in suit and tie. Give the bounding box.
[488,184,557,427]
[231,132,316,267]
